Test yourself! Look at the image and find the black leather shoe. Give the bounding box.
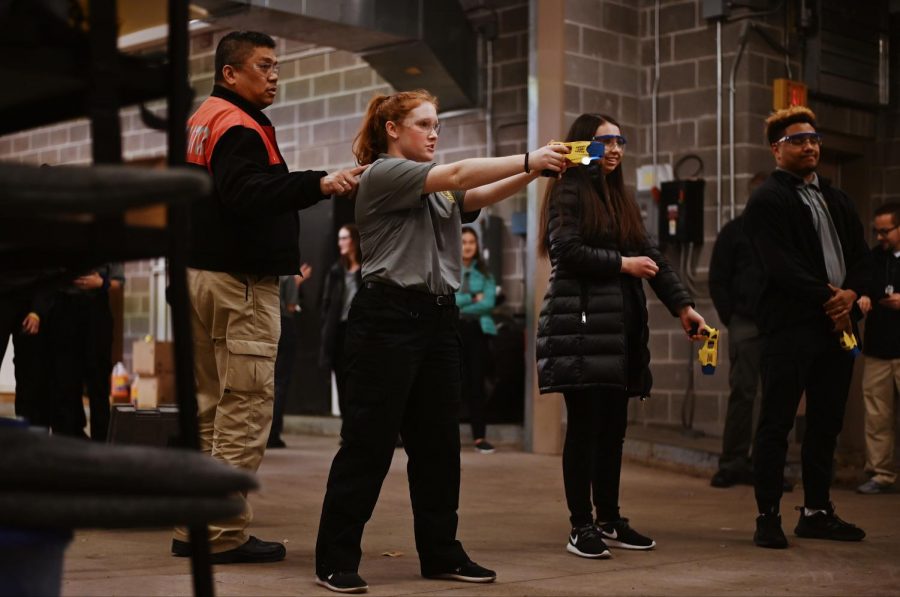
[172,536,286,564]
[794,504,865,542]
[754,513,788,549]
[266,437,287,449]
[710,468,741,488]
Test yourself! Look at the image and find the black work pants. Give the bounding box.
[719,315,762,472]
[48,292,112,440]
[315,285,468,577]
[562,390,629,527]
[270,310,297,442]
[753,324,854,513]
[459,318,488,441]
[332,320,349,418]
[0,295,49,427]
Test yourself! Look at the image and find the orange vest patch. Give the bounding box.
[186,96,282,171]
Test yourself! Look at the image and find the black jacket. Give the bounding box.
[862,246,900,359]
[536,175,693,397]
[188,86,328,274]
[708,214,762,326]
[318,261,362,367]
[743,170,870,335]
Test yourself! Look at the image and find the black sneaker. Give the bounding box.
[172,536,286,564]
[474,439,496,454]
[423,560,496,583]
[315,571,368,594]
[598,518,656,550]
[794,504,865,542]
[566,523,611,558]
[753,513,788,549]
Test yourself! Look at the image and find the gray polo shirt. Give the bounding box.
[355,155,477,295]
[782,169,846,287]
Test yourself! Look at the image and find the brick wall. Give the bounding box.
[2,1,893,439]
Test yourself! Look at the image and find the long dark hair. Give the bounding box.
[353,90,438,165]
[339,223,361,270]
[538,113,645,255]
[461,226,489,276]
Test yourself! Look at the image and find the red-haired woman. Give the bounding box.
[314,90,568,593]
[537,113,706,559]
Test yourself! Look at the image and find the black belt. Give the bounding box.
[364,281,456,307]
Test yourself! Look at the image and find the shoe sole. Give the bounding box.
[566,542,611,559]
[474,448,496,454]
[794,530,865,542]
[315,577,368,593]
[603,538,656,550]
[424,573,496,583]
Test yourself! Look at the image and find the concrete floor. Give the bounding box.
[63,434,900,597]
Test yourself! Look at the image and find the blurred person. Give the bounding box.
[708,173,787,489]
[46,265,123,441]
[176,30,365,565]
[0,276,51,427]
[744,106,869,549]
[268,264,311,449]
[314,89,569,593]
[855,202,900,495]
[319,224,362,419]
[537,113,705,559]
[455,226,497,454]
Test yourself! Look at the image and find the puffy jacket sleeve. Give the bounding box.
[546,179,622,277]
[643,243,693,316]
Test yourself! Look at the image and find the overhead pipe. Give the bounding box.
[716,19,723,232]
[728,21,751,222]
[651,0,660,185]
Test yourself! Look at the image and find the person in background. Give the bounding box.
[537,113,705,560]
[455,226,497,454]
[47,264,123,441]
[268,264,311,449]
[0,274,51,428]
[314,89,569,593]
[708,173,771,488]
[319,224,362,419]
[855,202,900,495]
[744,105,869,549]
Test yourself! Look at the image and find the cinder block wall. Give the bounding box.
[2,1,896,442]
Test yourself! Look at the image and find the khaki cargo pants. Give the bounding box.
[862,355,900,486]
[173,269,280,552]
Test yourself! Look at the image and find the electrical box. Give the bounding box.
[658,180,705,245]
[773,78,808,109]
[635,190,659,246]
[702,0,730,20]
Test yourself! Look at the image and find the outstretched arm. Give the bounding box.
[422,144,569,195]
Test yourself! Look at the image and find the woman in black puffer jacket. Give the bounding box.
[537,113,706,559]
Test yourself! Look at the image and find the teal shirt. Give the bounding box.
[455,263,497,335]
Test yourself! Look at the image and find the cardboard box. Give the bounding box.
[132,340,174,376]
[133,374,176,410]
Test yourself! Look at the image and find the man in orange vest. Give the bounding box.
[173,30,365,564]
